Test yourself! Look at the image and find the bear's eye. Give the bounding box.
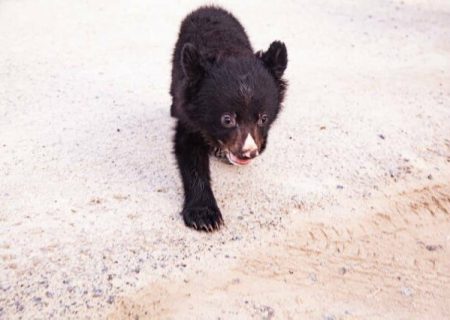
[221,113,236,128]
[258,113,268,127]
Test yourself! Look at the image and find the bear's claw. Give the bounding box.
[182,206,223,232]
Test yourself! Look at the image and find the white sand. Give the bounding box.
[1,0,449,319]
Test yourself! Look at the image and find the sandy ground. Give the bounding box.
[1,0,449,319]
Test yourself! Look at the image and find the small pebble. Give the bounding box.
[401,287,413,297]
[425,244,441,251]
[308,273,317,282]
[15,301,24,312]
[260,305,275,320]
[336,185,344,190]
[427,174,433,180]
[93,288,103,297]
[389,169,396,178]
[0,285,11,292]
[32,297,42,304]
[378,134,385,140]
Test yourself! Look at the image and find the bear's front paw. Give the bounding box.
[182,206,224,232]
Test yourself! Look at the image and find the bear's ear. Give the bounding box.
[181,43,204,82]
[257,41,288,79]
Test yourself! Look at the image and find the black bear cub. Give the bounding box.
[170,6,288,232]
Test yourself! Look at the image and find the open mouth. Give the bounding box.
[226,152,253,166]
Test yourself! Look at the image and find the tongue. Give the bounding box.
[228,153,252,165]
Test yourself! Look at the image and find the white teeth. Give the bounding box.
[226,152,252,166]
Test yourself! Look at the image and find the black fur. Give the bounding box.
[170,6,288,231]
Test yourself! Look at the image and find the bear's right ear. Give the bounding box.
[181,43,204,82]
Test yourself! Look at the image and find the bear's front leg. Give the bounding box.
[174,122,224,231]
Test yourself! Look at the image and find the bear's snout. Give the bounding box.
[226,133,261,166]
[241,134,259,159]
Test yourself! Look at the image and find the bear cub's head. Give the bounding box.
[179,41,288,166]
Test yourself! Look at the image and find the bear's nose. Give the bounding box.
[242,149,259,159]
[242,134,259,158]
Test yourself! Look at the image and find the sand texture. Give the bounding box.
[1,0,449,319]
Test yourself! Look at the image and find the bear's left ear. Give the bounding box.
[181,43,204,83]
[257,41,288,79]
